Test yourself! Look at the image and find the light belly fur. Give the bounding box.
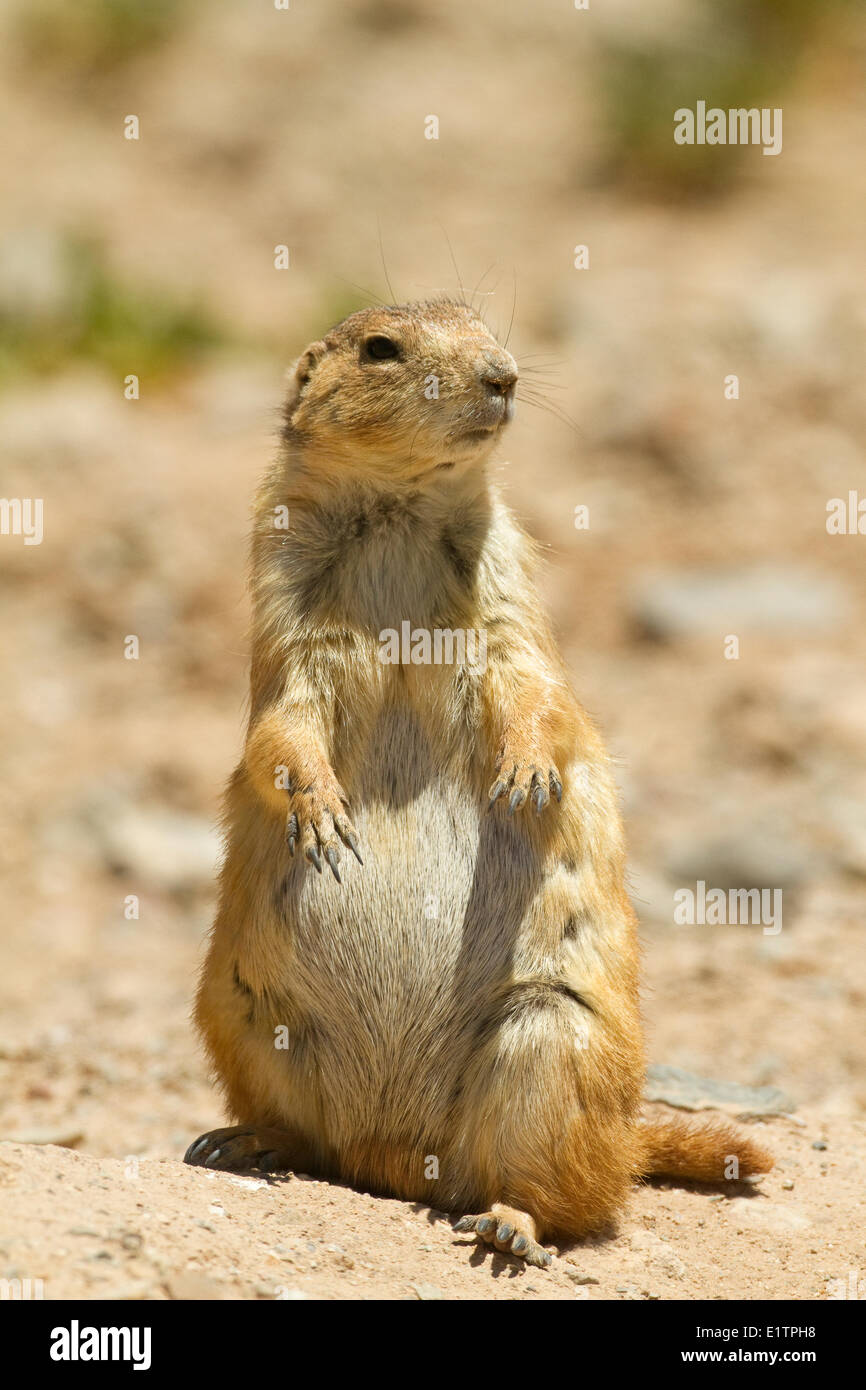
[267,706,545,1142]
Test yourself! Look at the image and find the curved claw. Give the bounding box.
[306,843,323,873]
[549,772,563,803]
[527,1245,552,1268]
[453,1210,552,1267]
[487,780,509,812]
[325,846,342,882]
[453,1215,477,1233]
[185,1136,211,1165]
[507,786,526,816]
[335,816,364,865]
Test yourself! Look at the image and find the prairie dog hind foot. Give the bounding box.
[454,1204,552,1268]
[185,1124,312,1174]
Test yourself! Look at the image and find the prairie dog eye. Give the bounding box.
[363,335,401,362]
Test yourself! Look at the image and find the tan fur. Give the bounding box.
[638,1116,774,1183]
[188,298,772,1260]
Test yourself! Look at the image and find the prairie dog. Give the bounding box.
[186,298,772,1267]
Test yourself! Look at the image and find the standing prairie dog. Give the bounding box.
[186,298,772,1267]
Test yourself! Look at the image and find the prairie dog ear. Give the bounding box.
[283,339,327,418]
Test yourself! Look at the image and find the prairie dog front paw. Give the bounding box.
[285,779,363,882]
[488,747,563,817]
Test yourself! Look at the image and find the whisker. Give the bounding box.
[471,262,497,311]
[333,274,389,309]
[377,216,398,304]
[437,221,468,307]
[516,369,566,388]
[519,405,578,436]
[410,283,455,296]
[412,281,495,303]
[406,416,426,466]
[517,389,582,436]
[503,268,517,350]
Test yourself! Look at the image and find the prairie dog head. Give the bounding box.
[282,299,518,483]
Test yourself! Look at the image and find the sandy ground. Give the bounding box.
[1,0,865,1300]
[1,1110,862,1301]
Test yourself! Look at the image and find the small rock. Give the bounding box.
[632,564,851,641]
[823,797,866,876]
[781,1180,795,1190]
[165,1271,228,1300]
[565,1270,599,1285]
[731,1200,811,1233]
[664,828,815,893]
[645,1065,795,1118]
[90,803,222,893]
[410,1282,445,1300]
[0,227,73,320]
[112,1282,160,1301]
[655,1250,687,1279]
[629,1230,687,1279]
[812,1140,828,1151]
[5,1129,84,1149]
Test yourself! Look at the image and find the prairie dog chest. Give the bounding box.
[274,492,489,750]
[279,487,488,632]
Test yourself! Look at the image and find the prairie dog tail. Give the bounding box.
[638,1115,774,1182]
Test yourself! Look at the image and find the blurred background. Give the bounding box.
[1,0,864,1167]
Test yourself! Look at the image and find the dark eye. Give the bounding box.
[364,335,400,361]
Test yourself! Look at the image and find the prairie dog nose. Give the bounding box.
[477,346,518,397]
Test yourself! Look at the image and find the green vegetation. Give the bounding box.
[598,0,858,198]
[16,0,187,77]
[0,237,227,387]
